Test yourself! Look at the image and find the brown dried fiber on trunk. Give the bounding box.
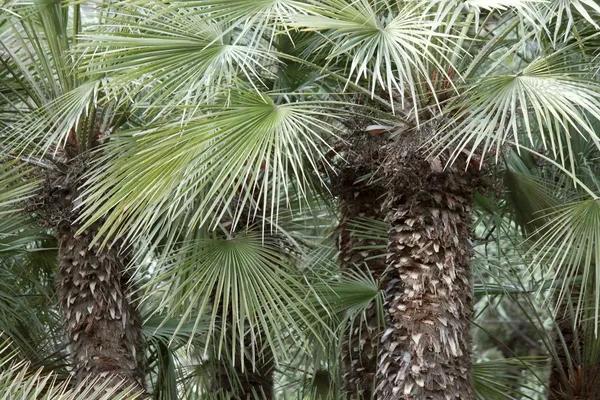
[377,137,478,400]
[35,162,145,394]
[333,133,388,399]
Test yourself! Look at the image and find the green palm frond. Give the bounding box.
[540,0,600,43]
[2,80,104,155]
[438,42,600,172]
[0,156,36,213]
[503,169,562,234]
[78,6,280,121]
[139,230,325,366]
[346,217,388,254]
[143,314,207,399]
[0,338,139,399]
[289,0,452,115]
[0,1,76,105]
[0,1,124,156]
[528,199,600,331]
[473,358,547,400]
[136,0,308,46]
[78,90,340,246]
[0,154,62,373]
[312,267,382,321]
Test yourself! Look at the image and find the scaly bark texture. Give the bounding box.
[333,132,388,399]
[378,139,478,400]
[57,222,144,389]
[37,162,145,393]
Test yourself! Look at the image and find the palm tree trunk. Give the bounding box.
[377,142,476,400]
[42,164,145,393]
[57,221,145,391]
[338,191,385,399]
[334,133,387,399]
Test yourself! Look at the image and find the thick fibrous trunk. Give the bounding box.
[335,133,387,399]
[39,162,145,393]
[57,222,145,391]
[377,142,477,400]
[338,181,385,399]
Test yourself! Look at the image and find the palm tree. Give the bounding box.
[60,1,600,398]
[4,1,600,399]
[0,2,146,391]
[503,131,600,399]
[331,129,388,398]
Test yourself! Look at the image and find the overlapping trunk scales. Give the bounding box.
[334,133,388,399]
[36,162,145,393]
[338,186,386,399]
[57,222,145,391]
[378,142,477,400]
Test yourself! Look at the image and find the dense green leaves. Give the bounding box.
[2,0,600,398]
[140,231,325,363]
[79,91,339,246]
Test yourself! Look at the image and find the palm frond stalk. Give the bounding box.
[379,138,480,399]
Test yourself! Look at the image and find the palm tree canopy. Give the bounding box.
[2,0,600,398]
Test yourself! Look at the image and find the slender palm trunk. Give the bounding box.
[334,133,387,399]
[42,164,145,392]
[377,141,477,400]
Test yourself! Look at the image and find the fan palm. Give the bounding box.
[62,1,600,399]
[502,130,600,399]
[3,0,600,399]
[0,1,146,392]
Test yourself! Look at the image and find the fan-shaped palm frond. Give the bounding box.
[0,337,140,399]
[539,0,600,43]
[437,41,600,172]
[78,90,340,247]
[139,230,325,365]
[528,200,600,328]
[0,2,127,157]
[289,0,453,116]
[78,6,279,122]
